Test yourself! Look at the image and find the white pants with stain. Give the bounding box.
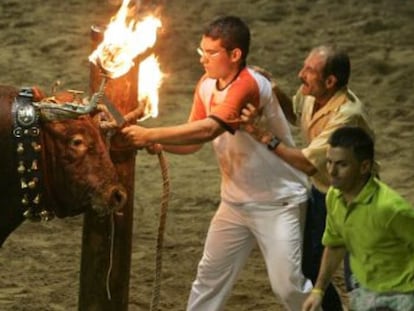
[186,200,313,311]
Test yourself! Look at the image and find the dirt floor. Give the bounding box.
[0,0,413,310]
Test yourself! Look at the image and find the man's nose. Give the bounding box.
[328,165,337,176]
[200,55,207,64]
[298,67,305,80]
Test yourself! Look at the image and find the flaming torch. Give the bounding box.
[88,0,162,124]
[79,1,163,310]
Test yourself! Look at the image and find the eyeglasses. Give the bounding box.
[197,47,226,59]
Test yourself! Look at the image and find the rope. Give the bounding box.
[150,151,170,311]
[103,129,115,301]
[106,208,116,300]
[101,133,170,307]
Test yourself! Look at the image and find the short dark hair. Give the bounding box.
[312,45,350,89]
[203,15,250,66]
[328,126,374,163]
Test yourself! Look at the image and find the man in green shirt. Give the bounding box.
[302,126,414,311]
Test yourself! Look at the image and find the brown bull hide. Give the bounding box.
[0,85,127,246]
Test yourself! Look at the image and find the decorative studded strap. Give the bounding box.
[11,87,54,221]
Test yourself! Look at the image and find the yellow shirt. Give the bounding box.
[293,87,375,193]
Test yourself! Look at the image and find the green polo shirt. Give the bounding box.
[323,177,414,293]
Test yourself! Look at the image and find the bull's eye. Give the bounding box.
[69,134,85,148]
[72,138,83,146]
[64,134,89,162]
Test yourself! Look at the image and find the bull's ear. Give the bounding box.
[32,86,46,101]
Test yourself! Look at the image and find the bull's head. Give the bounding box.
[35,89,127,217]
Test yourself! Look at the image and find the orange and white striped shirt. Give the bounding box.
[189,67,309,205]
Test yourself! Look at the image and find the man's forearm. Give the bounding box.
[273,143,317,176]
[161,143,202,154]
[314,246,347,291]
[146,118,224,145]
[242,124,317,176]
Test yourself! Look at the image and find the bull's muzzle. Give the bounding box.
[92,185,127,216]
[109,185,127,212]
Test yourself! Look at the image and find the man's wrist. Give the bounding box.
[267,135,281,151]
[311,288,324,297]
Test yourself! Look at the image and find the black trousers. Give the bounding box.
[302,186,344,311]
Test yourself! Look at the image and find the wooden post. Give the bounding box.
[78,26,138,311]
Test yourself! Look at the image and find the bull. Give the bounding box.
[0,84,127,246]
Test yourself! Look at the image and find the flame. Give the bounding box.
[138,55,163,120]
[89,0,164,121]
[89,0,161,79]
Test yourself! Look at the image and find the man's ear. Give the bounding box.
[325,75,337,89]
[230,48,242,63]
[360,159,372,175]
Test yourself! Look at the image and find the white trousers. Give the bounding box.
[187,200,313,311]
